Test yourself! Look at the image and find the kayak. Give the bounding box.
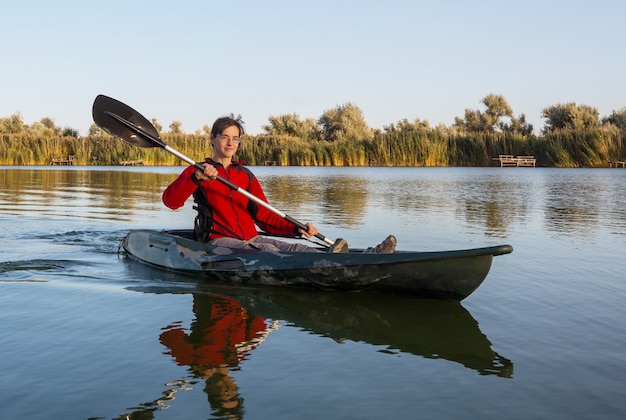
[121,229,512,301]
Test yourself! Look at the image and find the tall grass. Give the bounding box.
[1,127,625,167]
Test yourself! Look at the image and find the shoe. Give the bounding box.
[364,235,396,254]
[328,238,349,253]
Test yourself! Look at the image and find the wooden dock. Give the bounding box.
[120,159,144,166]
[608,161,626,168]
[50,155,74,165]
[493,155,536,167]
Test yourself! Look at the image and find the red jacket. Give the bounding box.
[159,295,268,367]
[162,160,297,240]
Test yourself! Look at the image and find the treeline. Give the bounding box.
[1,94,625,167]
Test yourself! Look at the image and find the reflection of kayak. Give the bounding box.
[124,271,514,378]
[238,287,514,378]
[121,229,513,301]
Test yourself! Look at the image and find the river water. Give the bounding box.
[1,165,625,419]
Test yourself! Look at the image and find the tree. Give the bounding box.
[384,118,430,133]
[262,113,320,140]
[89,123,103,136]
[318,103,373,142]
[0,113,26,134]
[39,117,62,136]
[499,113,534,136]
[455,94,512,132]
[151,118,163,134]
[542,102,599,132]
[482,93,513,130]
[601,107,626,129]
[454,94,532,134]
[40,117,54,128]
[62,127,79,138]
[169,121,183,134]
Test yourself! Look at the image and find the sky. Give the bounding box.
[2,0,626,136]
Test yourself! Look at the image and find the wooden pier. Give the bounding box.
[493,155,536,167]
[49,155,74,165]
[608,161,626,168]
[120,159,144,166]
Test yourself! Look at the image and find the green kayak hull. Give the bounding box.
[121,229,513,301]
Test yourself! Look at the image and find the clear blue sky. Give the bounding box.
[2,0,625,136]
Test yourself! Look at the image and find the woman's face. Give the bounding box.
[212,125,240,159]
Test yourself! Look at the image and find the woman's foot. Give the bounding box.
[328,238,349,253]
[364,235,396,253]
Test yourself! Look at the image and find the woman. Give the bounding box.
[162,114,395,253]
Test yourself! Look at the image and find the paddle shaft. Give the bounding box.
[104,111,334,246]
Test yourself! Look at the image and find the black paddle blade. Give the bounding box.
[92,94,162,148]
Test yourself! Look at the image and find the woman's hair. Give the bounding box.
[210,114,245,138]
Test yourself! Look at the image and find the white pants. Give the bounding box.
[209,235,322,252]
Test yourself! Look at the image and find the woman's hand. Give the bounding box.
[299,222,318,238]
[195,163,218,181]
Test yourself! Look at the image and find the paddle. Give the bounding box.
[91,94,335,246]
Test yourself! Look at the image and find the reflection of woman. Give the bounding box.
[159,294,277,418]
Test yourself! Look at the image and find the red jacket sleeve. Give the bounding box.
[162,166,198,210]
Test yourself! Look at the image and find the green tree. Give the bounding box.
[499,113,534,136]
[151,118,163,133]
[0,113,26,134]
[542,102,599,133]
[169,121,183,134]
[601,107,626,129]
[455,94,512,132]
[263,113,320,140]
[62,127,79,138]
[481,93,513,130]
[318,103,373,142]
[384,118,430,133]
[89,123,103,136]
[39,117,62,136]
[454,94,532,135]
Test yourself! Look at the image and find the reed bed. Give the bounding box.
[1,127,625,167]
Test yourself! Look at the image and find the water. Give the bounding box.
[1,166,625,419]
